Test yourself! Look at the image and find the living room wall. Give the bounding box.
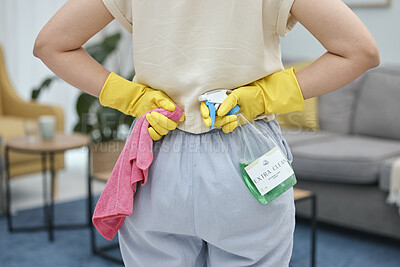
[281,1,399,64]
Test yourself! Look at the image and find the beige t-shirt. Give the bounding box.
[102,0,297,134]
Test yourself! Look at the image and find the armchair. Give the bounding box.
[0,45,64,177]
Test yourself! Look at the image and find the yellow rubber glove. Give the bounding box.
[204,68,304,133]
[99,72,184,140]
[200,101,212,127]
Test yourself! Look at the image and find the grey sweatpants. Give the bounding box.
[118,119,295,267]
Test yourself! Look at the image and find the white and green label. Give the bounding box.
[244,146,294,196]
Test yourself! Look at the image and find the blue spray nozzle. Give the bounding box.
[205,100,217,128]
[226,104,241,115]
[199,90,240,129]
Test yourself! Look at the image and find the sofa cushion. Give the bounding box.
[378,157,400,192]
[276,97,319,130]
[318,76,363,134]
[281,128,337,146]
[352,67,400,140]
[290,135,400,184]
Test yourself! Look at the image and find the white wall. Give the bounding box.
[0,0,133,133]
[281,1,399,64]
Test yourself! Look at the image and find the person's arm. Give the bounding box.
[33,0,114,97]
[211,0,379,133]
[33,0,184,141]
[291,0,380,99]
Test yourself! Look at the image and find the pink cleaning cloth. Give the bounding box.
[92,106,183,240]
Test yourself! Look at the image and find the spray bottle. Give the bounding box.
[198,90,296,204]
[198,90,240,129]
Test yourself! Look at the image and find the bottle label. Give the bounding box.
[244,146,294,196]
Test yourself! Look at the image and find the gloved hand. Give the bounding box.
[202,68,304,133]
[200,102,239,133]
[99,72,184,140]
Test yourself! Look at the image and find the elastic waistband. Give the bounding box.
[176,116,276,136]
[128,115,278,138]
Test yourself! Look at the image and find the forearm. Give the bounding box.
[36,47,110,97]
[291,0,380,100]
[33,0,115,97]
[295,50,379,100]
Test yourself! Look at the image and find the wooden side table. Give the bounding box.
[4,132,91,241]
[294,188,317,267]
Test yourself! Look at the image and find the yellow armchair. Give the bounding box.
[0,45,65,177]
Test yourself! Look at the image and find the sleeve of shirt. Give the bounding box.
[276,0,297,37]
[102,0,132,33]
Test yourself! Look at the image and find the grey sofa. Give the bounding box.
[0,136,5,216]
[282,66,400,239]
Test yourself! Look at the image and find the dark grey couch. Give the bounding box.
[282,66,400,239]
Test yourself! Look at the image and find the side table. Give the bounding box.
[5,132,91,241]
[294,188,317,267]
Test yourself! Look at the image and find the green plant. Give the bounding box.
[32,32,135,143]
